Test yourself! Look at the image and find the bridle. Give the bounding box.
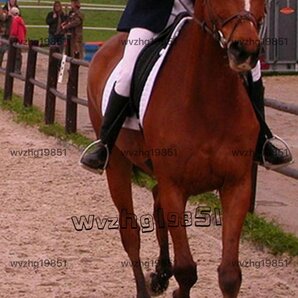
[179,0,262,49]
[204,0,259,48]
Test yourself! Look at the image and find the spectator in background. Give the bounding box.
[61,0,83,58]
[3,0,19,12]
[9,7,26,73]
[0,0,19,67]
[45,1,66,50]
[0,8,10,67]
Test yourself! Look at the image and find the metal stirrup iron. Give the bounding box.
[262,134,294,170]
[79,139,110,174]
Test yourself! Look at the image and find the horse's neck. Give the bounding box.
[183,22,240,103]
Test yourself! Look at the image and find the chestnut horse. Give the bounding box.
[87,0,265,297]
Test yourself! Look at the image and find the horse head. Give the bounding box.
[197,0,266,72]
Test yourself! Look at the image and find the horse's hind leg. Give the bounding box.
[146,185,173,296]
[106,147,150,298]
[218,174,252,298]
[158,184,197,298]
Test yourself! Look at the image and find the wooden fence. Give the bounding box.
[1,37,89,134]
[0,37,297,212]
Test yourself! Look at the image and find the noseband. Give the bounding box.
[205,0,259,48]
[179,0,261,48]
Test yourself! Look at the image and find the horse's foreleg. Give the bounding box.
[218,175,252,298]
[106,148,150,298]
[146,185,173,296]
[159,185,197,298]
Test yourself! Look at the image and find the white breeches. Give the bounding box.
[114,0,194,97]
[115,28,156,97]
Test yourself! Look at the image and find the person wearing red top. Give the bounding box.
[10,6,26,73]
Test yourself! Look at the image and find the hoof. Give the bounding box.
[145,272,169,297]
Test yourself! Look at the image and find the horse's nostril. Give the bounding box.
[229,41,250,61]
[229,41,244,54]
[230,41,242,49]
[228,40,261,64]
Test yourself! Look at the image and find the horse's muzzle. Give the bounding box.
[227,40,260,72]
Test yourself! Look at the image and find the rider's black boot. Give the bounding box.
[80,86,129,173]
[249,77,292,168]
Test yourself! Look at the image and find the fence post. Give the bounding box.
[4,37,17,100]
[65,52,79,133]
[249,163,258,213]
[45,45,60,124]
[23,40,39,107]
[66,33,72,56]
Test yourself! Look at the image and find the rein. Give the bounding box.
[177,0,273,141]
[178,0,259,48]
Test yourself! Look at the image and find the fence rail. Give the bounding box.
[0,37,89,133]
[0,37,297,204]
[264,97,298,116]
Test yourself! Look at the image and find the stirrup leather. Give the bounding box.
[261,135,294,170]
[79,139,110,174]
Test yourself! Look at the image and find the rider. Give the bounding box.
[80,0,292,173]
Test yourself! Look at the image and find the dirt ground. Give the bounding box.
[0,109,298,298]
[255,76,298,236]
[0,54,297,298]
[0,54,297,235]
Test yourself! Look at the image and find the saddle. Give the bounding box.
[130,12,190,118]
[102,13,192,130]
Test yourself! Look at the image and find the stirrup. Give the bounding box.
[261,135,294,170]
[79,139,110,174]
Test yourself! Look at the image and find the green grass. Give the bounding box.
[0,90,92,148]
[243,213,298,256]
[19,0,126,5]
[39,123,92,147]
[190,193,298,256]
[17,0,125,42]
[189,192,220,210]
[1,89,298,257]
[22,9,121,42]
[132,168,157,190]
[0,92,43,124]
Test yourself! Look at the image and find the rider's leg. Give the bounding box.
[249,62,293,168]
[80,28,156,173]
